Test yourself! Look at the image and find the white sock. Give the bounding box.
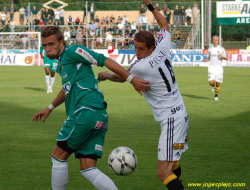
[50,76,55,89]
[45,75,50,89]
[81,167,118,190]
[51,157,68,190]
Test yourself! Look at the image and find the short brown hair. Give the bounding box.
[134,31,155,50]
[42,26,64,42]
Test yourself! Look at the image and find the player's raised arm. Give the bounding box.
[143,0,169,32]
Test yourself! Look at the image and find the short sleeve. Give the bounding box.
[221,47,227,58]
[207,47,211,58]
[66,46,107,67]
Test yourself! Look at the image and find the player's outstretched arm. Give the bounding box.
[143,0,169,32]
[32,88,65,123]
[102,58,150,95]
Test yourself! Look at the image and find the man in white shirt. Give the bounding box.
[98,1,188,189]
[204,35,227,101]
[1,11,7,26]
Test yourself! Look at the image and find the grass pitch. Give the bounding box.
[0,66,249,190]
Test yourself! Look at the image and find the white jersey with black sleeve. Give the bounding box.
[128,29,186,122]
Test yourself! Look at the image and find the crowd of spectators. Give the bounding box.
[0,3,199,50]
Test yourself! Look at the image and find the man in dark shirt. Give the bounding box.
[48,6,54,23]
[179,6,185,26]
[174,5,180,26]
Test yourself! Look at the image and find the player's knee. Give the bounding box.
[157,168,172,182]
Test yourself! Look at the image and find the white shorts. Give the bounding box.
[158,112,189,161]
[208,66,224,83]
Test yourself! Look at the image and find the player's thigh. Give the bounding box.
[158,113,189,162]
[56,107,108,158]
[215,71,223,83]
[208,67,216,81]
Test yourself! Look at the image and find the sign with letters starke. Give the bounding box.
[43,0,68,11]
[216,1,250,25]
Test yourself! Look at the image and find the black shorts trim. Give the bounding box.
[57,140,75,154]
[76,153,100,161]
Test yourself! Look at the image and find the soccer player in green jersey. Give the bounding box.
[32,26,149,190]
[40,45,58,93]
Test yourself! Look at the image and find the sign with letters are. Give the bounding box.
[217,1,250,25]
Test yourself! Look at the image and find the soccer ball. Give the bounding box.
[108,146,138,176]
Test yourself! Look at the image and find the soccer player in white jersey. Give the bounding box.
[204,35,227,101]
[98,1,188,189]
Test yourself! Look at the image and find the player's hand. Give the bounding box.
[98,71,109,82]
[32,108,52,123]
[131,77,149,96]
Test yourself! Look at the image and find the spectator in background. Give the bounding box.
[117,20,125,35]
[25,5,31,24]
[187,43,192,49]
[19,6,25,25]
[142,14,148,31]
[76,28,83,45]
[63,26,71,45]
[31,6,38,20]
[83,4,88,23]
[95,35,103,48]
[140,4,146,16]
[185,6,192,26]
[67,15,73,25]
[176,30,181,47]
[43,8,49,25]
[105,31,113,46]
[164,7,171,24]
[174,5,180,26]
[155,3,161,11]
[48,6,54,23]
[180,6,185,27]
[129,34,135,49]
[137,13,143,30]
[89,3,96,22]
[40,8,45,21]
[21,34,28,49]
[117,16,122,23]
[193,3,198,20]
[1,11,7,26]
[54,9,60,24]
[124,35,130,49]
[75,16,80,25]
[34,16,40,30]
[110,14,115,23]
[107,42,114,54]
[9,5,15,21]
[70,27,77,44]
[9,18,15,32]
[122,15,129,23]
[117,34,125,49]
[39,19,45,31]
[131,21,136,34]
[88,20,97,35]
[2,6,8,15]
[59,7,64,25]
[95,15,100,23]
[204,43,209,50]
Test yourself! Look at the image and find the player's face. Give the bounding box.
[134,41,154,60]
[42,35,64,59]
[213,37,220,46]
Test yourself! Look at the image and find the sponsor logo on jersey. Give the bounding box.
[174,143,185,149]
[62,72,69,81]
[75,47,97,66]
[95,144,103,151]
[63,81,71,96]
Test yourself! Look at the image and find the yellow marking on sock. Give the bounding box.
[163,174,177,186]
[174,161,180,170]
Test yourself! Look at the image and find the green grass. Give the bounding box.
[0,66,249,190]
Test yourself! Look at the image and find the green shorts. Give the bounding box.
[44,59,57,72]
[56,106,108,158]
